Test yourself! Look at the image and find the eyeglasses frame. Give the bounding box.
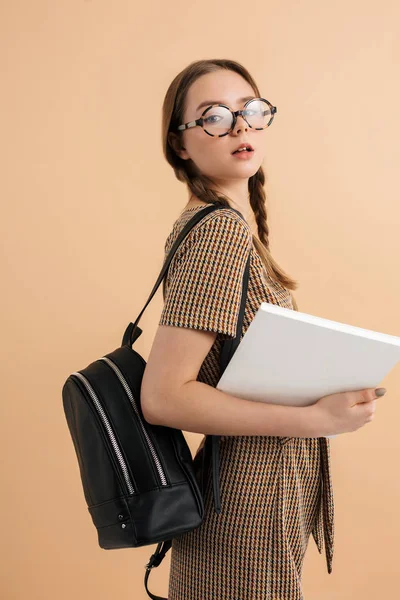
[176,97,277,137]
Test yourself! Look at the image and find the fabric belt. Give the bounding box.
[311,437,334,574]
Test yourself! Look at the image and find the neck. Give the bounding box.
[187,181,252,221]
[211,179,252,221]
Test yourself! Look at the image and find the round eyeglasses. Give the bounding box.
[176,97,277,137]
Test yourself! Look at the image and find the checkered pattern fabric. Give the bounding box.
[159,205,334,599]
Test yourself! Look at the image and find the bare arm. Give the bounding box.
[141,325,324,438]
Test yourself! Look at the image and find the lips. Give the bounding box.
[232,143,254,154]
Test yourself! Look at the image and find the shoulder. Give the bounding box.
[164,206,253,265]
[189,207,252,247]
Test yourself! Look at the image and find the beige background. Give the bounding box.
[1,1,399,599]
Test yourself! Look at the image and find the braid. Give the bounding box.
[165,161,300,311]
[249,166,269,248]
[181,168,230,208]
[248,167,300,311]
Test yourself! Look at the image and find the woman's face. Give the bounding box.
[170,70,268,183]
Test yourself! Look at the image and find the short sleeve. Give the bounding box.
[159,210,252,339]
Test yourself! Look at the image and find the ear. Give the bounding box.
[168,132,190,160]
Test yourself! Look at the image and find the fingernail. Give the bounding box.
[375,388,387,396]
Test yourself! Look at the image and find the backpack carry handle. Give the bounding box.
[144,541,172,600]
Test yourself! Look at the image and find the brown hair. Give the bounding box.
[161,58,299,311]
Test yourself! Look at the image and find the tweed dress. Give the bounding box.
[158,205,335,600]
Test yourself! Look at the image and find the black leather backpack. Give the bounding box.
[62,203,251,600]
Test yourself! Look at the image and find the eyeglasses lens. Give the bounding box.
[202,99,273,135]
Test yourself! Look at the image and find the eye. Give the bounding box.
[244,108,259,117]
[204,115,223,124]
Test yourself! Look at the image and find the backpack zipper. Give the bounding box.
[99,357,168,487]
[71,371,136,495]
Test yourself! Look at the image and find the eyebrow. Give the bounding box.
[195,95,256,112]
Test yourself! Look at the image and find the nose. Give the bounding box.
[232,113,248,134]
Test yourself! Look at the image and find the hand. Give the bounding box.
[312,387,387,436]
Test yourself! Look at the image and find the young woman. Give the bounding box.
[141,58,382,600]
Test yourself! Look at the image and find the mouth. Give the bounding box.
[231,143,254,155]
[231,147,255,159]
